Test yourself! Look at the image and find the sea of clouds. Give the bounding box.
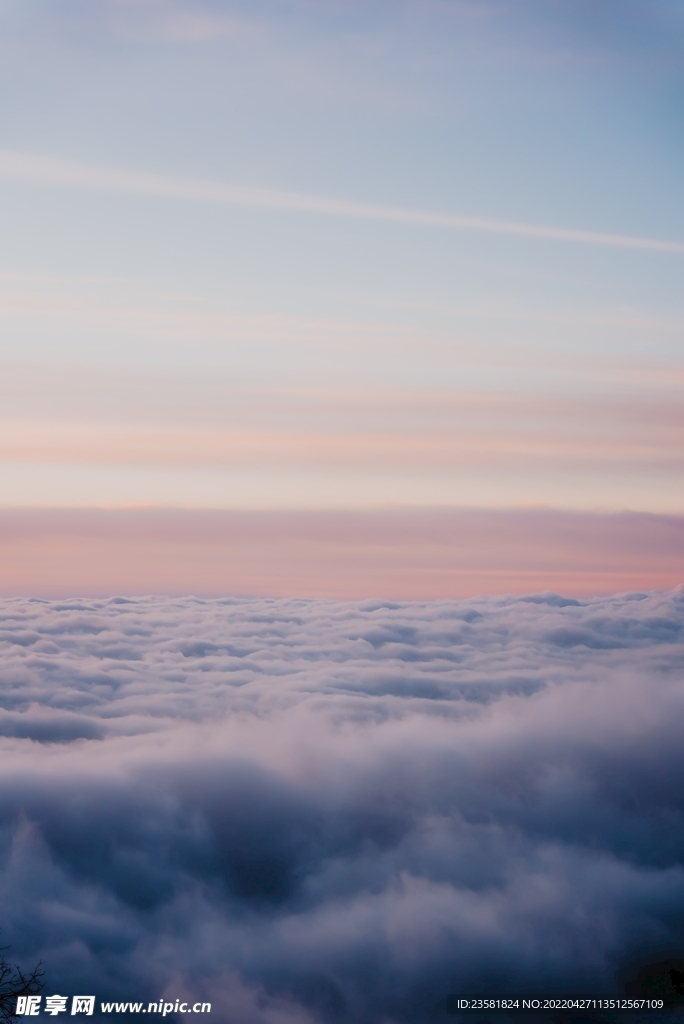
[0,589,683,1022]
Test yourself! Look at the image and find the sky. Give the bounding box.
[2,8,684,1017]
[1,0,683,595]
[1,589,683,1021]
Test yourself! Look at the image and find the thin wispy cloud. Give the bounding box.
[2,149,682,253]
[1,387,682,468]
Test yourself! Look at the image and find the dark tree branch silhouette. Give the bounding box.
[0,947,44,1023]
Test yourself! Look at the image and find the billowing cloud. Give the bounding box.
[0,589,683,1021]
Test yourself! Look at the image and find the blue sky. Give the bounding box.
[0,0,682,515]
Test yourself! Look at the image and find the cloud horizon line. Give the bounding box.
[1,148,683,254]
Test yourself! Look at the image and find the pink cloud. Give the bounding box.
[0,507,681,598]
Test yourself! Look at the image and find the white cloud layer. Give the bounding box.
[0,589,684,1021]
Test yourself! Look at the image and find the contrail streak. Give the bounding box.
[2,148,682,253]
